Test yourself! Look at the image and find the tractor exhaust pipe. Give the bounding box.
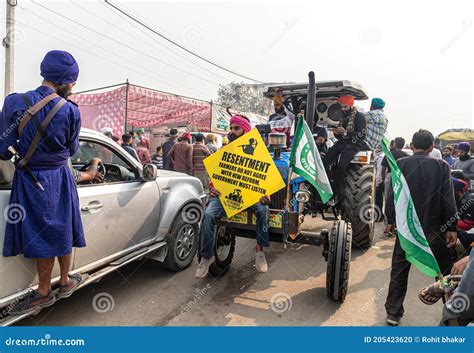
[306,71,317,133]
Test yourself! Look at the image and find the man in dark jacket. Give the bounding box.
[121,134,139,161]
[323,95,367,196]
[162,128,178,170]
[384,129,457,326]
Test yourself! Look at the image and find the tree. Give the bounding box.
[216,82,272,116]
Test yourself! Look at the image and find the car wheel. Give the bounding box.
[162,214,199,271]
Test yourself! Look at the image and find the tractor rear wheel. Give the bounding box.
[340,164,375,249]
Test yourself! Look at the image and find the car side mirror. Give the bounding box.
[141,164,158,182]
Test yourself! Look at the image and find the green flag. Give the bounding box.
[381,137,441,277]
[290,117,333,204]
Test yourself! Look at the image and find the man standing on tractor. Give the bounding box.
[365,98,388,150]
[195,115,272,279]
[323,95,367,197]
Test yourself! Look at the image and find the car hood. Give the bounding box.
[157,170,189,178]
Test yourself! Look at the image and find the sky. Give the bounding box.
[0,0,472,140]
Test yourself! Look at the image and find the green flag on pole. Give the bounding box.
[381,137,441,277]
[290,116,333,204]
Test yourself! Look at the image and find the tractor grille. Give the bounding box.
[271,187,287,209]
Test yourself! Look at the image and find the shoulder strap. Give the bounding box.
[17,98,67,168]
[19,93,59,135]
[21,94,57,150]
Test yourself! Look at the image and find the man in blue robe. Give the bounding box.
[0,50,88,315]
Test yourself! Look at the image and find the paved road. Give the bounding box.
[16,219,443,326]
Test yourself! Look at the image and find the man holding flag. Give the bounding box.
[383,129,457,326]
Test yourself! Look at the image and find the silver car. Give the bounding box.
[0,128,205,326]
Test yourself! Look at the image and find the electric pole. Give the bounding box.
[3,0,16,97]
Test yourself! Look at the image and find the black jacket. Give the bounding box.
[162,139,176,170]
[386,152,457,236]
[334,111,366,146]
[121,143,139,162]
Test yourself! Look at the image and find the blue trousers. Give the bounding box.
[200,197,270,258]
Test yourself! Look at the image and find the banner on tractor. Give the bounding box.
[204,128,286,217]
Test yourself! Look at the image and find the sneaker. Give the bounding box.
[195,256,215,278]
[386,314,400,326]
[57,273,89,299]
[8,290,55,316]
[255,251,268,273]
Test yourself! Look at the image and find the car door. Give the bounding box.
[72,138,160,269]
[0,188,48,300]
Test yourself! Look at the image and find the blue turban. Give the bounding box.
[458,142,471,152]
[371,98,385,110]
[40,50,79,84]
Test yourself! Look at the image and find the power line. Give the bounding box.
[103,0,264,84]
[14,19,210,100]
[16,7,207,98]
[18,5,204,96]
[29,0,222,87]
[90,0,235,84]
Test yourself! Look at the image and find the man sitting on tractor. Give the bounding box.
[323,95,367,197]
[195,115,272,279]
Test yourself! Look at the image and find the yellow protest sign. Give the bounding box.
[204,128,286,218]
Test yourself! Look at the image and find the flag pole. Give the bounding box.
[436,271,459,326]
[285,166,293,211]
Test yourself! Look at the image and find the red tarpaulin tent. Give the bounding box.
[72,83,211,137]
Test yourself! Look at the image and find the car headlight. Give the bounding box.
[295,190,311,203]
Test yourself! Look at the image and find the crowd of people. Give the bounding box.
[99,126,221,193]
[0,50,472,327]
[373,132,474,326]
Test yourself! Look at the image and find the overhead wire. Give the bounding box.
[29,0,222,86]
[103,0,264,83]
[14,16,211,100]
[18,5,196,92]
[85,0,235,84]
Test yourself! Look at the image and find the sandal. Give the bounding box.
[418,283,444,305]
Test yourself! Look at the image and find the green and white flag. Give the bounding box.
[381,137,441,277]
[290,116,333,204]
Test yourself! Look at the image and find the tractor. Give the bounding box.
[204,73,376,302]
